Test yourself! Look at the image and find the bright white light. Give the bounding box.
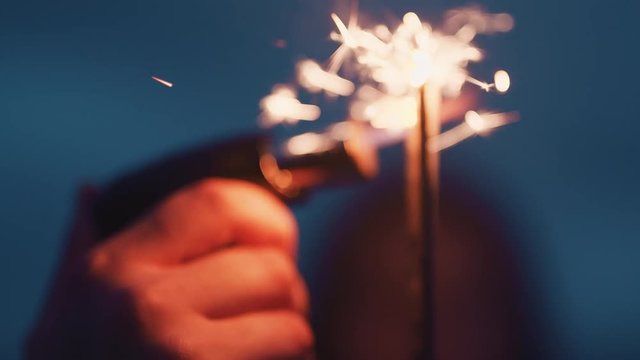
[286,132,335,155]
[494,70,511,93]
[259,6,517,152]
[259,86,321,126]
[297,59,355,96]
[151,76,173,88]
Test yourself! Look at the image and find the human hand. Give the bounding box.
[26,179,312,360]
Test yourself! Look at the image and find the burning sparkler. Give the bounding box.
[260,6,515,153]
[102,5,517,359]
[259,5,517,359]
[95,10,519,360]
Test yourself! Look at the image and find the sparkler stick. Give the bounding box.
[406,84,441,359]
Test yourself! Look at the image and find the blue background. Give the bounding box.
[1,0,639,359]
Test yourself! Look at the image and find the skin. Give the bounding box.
[26,179,313,360]
[26,91,479,359]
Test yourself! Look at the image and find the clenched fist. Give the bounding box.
[27,179,313,360]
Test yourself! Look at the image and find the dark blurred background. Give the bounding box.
[1,0,639,359]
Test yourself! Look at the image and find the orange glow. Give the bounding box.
[273,39,288,48]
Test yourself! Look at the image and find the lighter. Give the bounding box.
[93,128,378,239]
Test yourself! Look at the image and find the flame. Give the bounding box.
[259,6,517,151]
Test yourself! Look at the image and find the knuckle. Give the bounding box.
[85,244,146,287]
[258,249,297,290]
[86,247,119,282]
[119,283,194,357]
[130,283,170,315]
[182,178,299,253]
[189,178,230,205]
[154,178,226,222]
[125,287,174,341]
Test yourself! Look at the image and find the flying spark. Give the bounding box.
[151,76,174,88]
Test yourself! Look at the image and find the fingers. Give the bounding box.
[85,179,312,359]
[149,247,310,318]
[175,311,313,360]
[102,178,298,264]
[212,311,314,360]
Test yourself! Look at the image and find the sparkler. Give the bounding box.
[95,5,517,359]
[260,5,517,359]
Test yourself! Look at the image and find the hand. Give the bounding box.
[26,179,313,360]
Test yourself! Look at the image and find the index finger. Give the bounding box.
[102,178,298,264]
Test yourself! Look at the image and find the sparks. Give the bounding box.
[260,6,517,152]
[331,13,357,48]
[494,70,511,93]
[259,86,321,127]
[431,111,520,152]
[151,76,174,88]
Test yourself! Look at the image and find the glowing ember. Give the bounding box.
[286,132,336,156]
[261,6,517,152]
[259,86,321,126]
[297,59,355,96]
[273,39,288,48]
[151,76,173,88]
[494,70,511,93]
[430,111,520,152]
